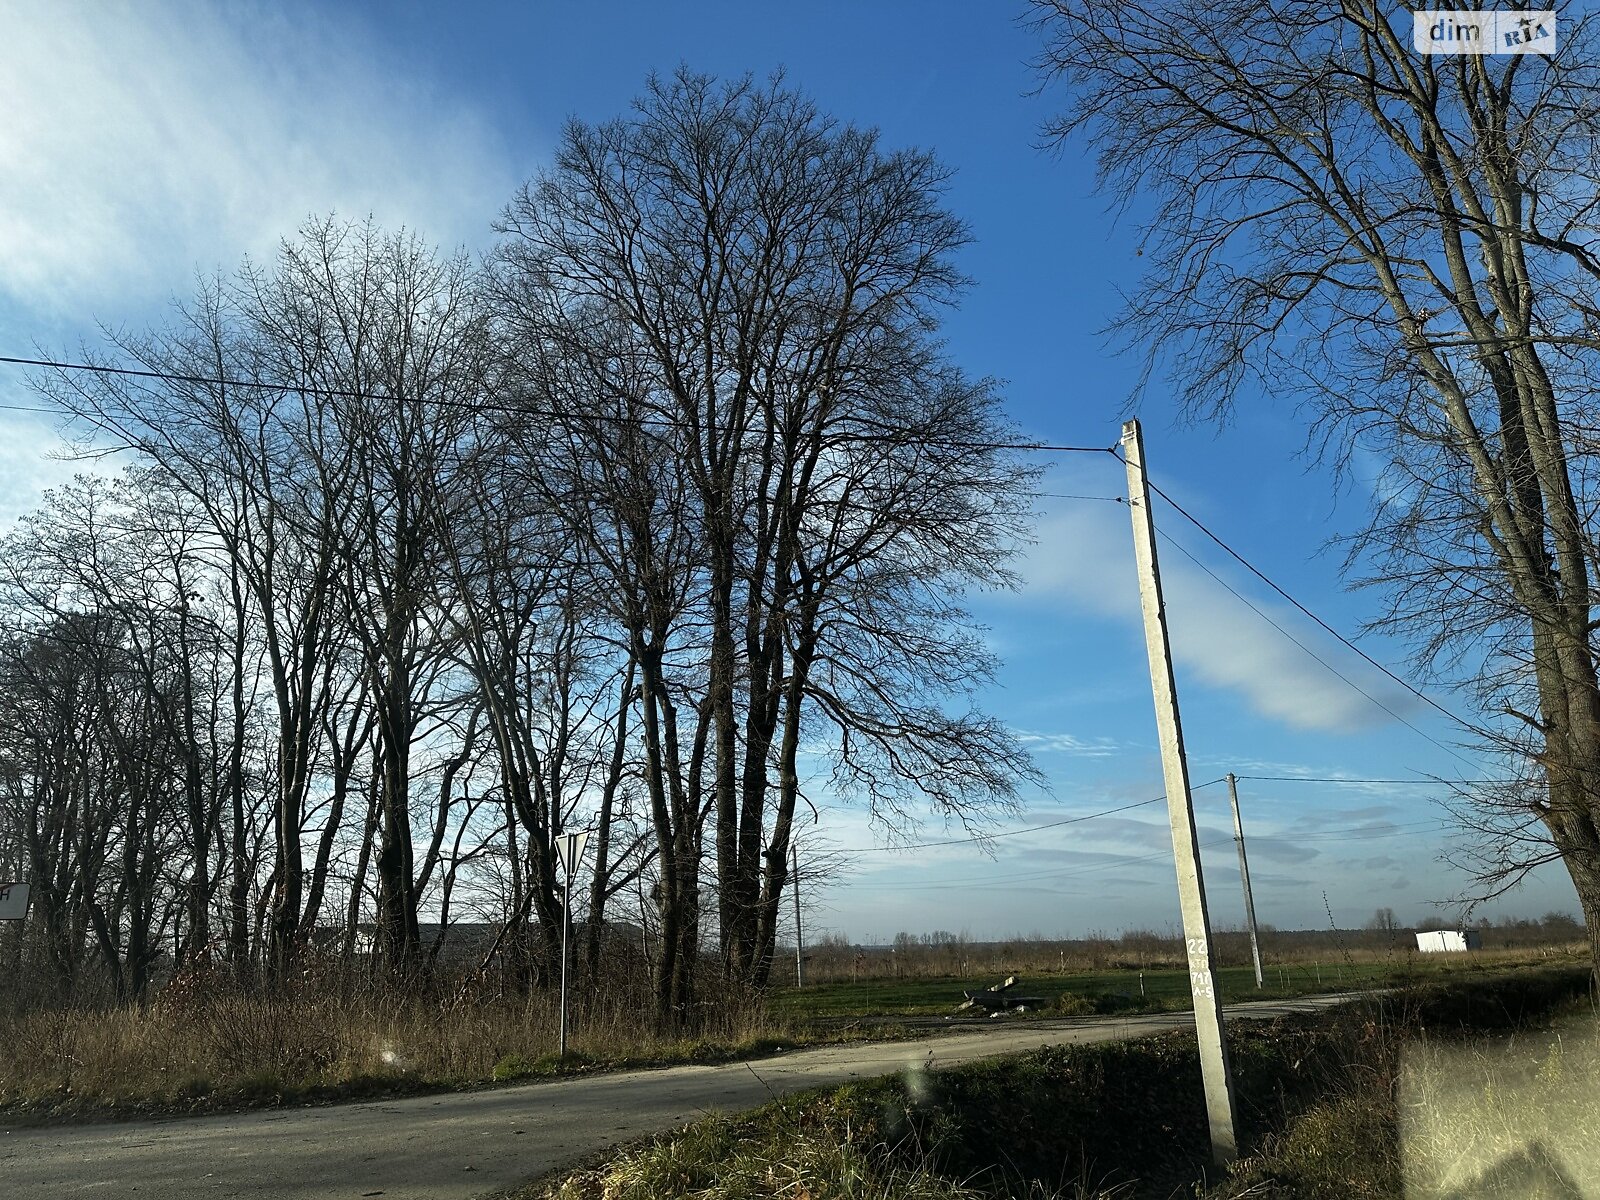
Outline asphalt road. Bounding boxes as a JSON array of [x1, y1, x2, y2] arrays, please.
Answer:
[[1, 994, 1356, 1199]]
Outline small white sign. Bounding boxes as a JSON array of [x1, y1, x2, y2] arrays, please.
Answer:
[[555, 830, 591, 879], [1413, 10, 1556, 55], [0, 881, 31, 921]]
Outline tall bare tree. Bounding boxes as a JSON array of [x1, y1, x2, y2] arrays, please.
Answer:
[[1032, 1, 1600, 974], [436, 427, 645, 987], [266, 221, 491, 973], [497, 68, 1039, 997], [40, 273, 355, 977], [498, 313, 710, 1020]]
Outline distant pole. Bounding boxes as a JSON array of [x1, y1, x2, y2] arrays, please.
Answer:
[[1122, 418, 1240, 1165], [1227, 774, 1265, 989], [792, 842, 805, 988]]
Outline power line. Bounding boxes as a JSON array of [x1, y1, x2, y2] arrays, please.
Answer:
[[1141, 472, 1485, 739], [1154, 522, 1478, 768], [0, 354, 1121, 457], [836, 777, 1228, 854], [1237, 774, 1512, 786]]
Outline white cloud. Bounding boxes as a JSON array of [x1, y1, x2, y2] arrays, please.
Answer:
[[1013, 730, 1130, 757], [0, 1, 519, 321], [0, 408, 75, 530], [1018, 469, 1423, 734]]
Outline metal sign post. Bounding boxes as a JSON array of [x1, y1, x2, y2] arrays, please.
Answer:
[[556, 830, 590, 1058], [1122, 419, 1240, 1165], [0, 882, 31, 921], [792, 842, 804, 987]]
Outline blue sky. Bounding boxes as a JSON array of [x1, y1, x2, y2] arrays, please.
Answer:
[[0, 1, 1580, 939]]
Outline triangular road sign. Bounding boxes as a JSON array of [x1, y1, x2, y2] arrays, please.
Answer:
[[556, 830, 591, 879]]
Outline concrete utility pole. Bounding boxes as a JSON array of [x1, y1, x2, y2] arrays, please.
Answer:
[[792, 842, 805, 988], [1122, 418, 1240, 1165], [1227, 774, 1265, 989]]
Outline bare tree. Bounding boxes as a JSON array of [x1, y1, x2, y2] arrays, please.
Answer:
[[39, 270, 356, 978], [0, 474, 225, 1000], [502, 318, 710, 1022], [1032, 1, 1600, 974], [496, 68, 1040, 998], [264, 220, 492, 974], [435, 441, 644, 987], [0, 609, 121, 1001], [35, 218, 501, 979]]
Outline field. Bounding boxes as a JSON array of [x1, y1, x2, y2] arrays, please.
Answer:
[[772, 964, 1370, 1020], [770, 947, 1574, 1022]]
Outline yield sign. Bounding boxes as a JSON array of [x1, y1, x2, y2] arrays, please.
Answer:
[[556, 830, 591, 880]]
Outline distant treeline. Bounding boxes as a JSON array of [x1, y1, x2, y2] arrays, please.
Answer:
[[798, 913, 1588, 980]]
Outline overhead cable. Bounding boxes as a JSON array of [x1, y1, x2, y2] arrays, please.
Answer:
[[1154, 523, 1479, 768], [1140, 472, 1484, 738], [0, 355, 1121, 456], [835, 777, 1227, 854]]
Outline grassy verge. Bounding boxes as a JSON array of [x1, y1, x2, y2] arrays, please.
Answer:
[[1217, 966, 1600, 1198], [5, 951, 1581, 1129], [0, 984, 812, 1124], [517, 965, 1596, 1200]]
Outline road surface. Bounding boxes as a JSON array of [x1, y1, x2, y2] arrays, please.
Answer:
[[1, 994, 1355, 1199]]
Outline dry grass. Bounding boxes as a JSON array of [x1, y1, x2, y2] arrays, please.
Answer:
[[525, 1091, 1135, 1200], [538, 1106, 992, 1200], [0, 977, 791, 1120], [1214, 966, 1597, 1198]]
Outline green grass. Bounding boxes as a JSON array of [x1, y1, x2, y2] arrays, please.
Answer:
[[771, 961, 1388, 1020], [769, 952, 1582, 1022]]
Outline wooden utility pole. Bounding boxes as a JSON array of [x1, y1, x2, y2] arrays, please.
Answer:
[[1227, 774, 1265, 989], [1122, 418, 1239, 1165]]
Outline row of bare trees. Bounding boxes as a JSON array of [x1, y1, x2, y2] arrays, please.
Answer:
[[0, 71, 1038, 1021]]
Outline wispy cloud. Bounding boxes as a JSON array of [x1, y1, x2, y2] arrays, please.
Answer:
[[1239, 831, 1321, 866], [0, 408, 75, 524], [1013, 730, 1132, 757], [0, 2, 518, 322], [1017, 470, 1423, 734]]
